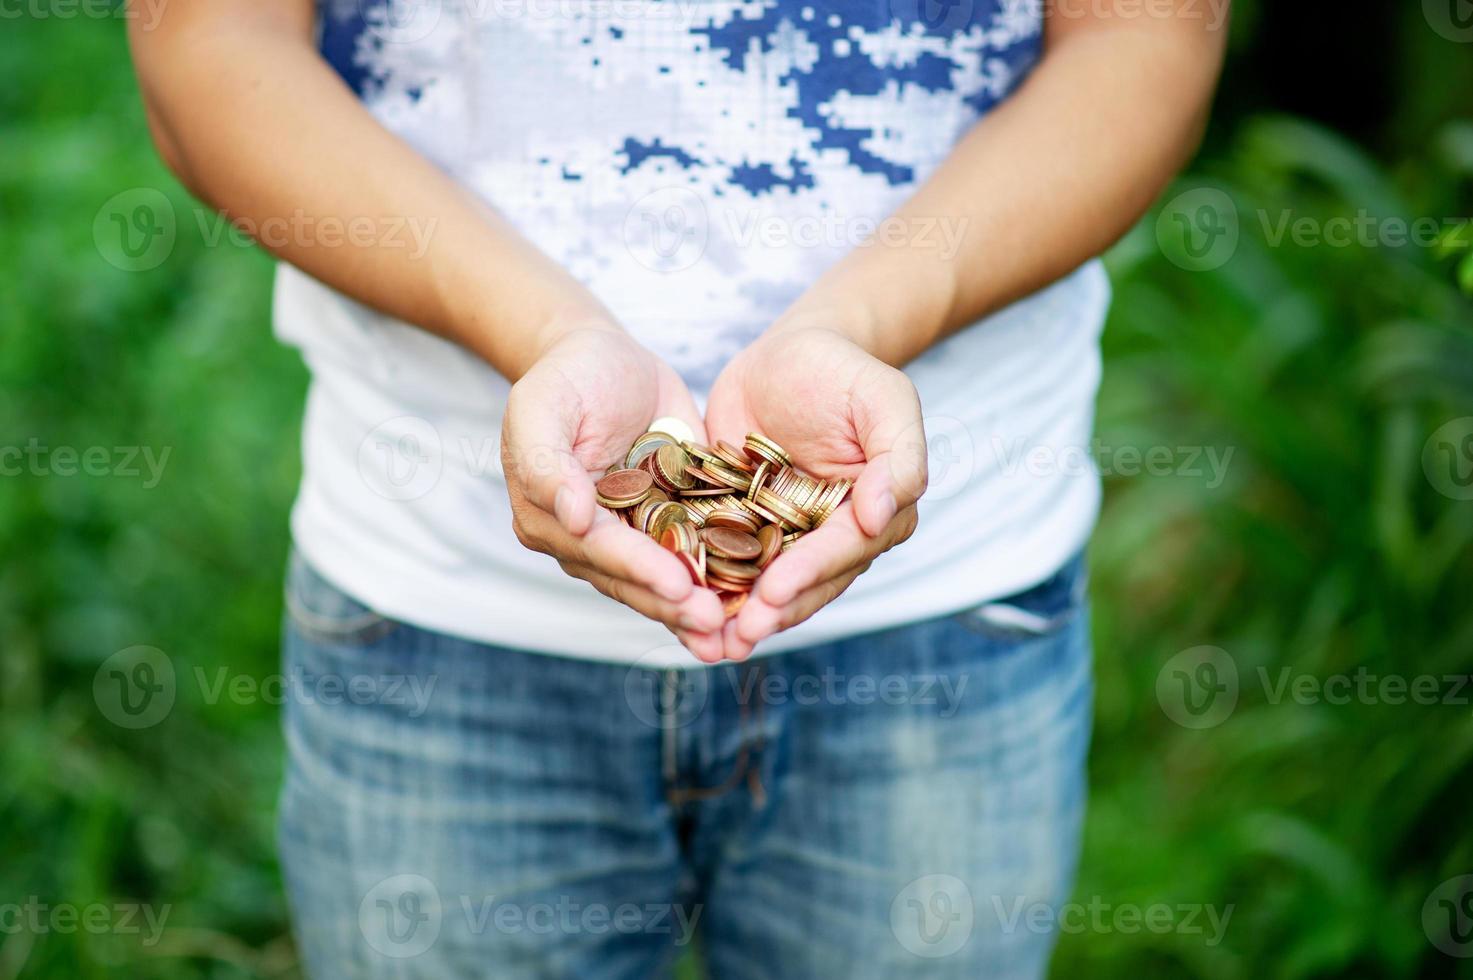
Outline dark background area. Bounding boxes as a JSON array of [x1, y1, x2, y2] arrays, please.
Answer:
[[2, 1, 1471, 976]]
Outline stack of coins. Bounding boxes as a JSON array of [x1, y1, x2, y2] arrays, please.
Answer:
[[593, 419, 853, 618]]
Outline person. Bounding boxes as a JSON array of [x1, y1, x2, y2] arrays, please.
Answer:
[[129, 0, 1226, 975]]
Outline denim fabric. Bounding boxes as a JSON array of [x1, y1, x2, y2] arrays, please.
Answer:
[[277, 551, 1093, 979]]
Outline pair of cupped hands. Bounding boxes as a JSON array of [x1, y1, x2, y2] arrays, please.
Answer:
[[499, 319, 929, 662]]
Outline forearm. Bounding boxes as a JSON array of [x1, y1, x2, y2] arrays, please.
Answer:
[[783, 5, 1228, 366], [128, 1, 611, 380]]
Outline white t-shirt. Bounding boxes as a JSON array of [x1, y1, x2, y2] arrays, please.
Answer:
[[278, 0, 1109, 666]]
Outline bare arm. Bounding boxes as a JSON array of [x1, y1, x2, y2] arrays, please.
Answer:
[[127, 0, 611, 381], [129, 0, 729, 655], [780, 0, 1231, 365], [708, 2, 1229, 656]]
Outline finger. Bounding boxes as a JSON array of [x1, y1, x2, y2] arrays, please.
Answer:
[[851, 371, 928, 536], [503, 378, 597, 535], [520, 506, 695, 602], [735, 564, 867, 647], [675, 626, 726, 664], [563, 559, 726, 634], [577, 515, 698, 602], [755, 503, 917, 607], [721, 617, 756, 662]]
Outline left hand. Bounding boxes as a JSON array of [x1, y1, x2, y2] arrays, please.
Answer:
[[703, 323, 929, 659]]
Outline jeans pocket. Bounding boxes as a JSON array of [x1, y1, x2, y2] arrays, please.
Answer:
[[284, 550, 400, 647], [950, 551, 1088, 641]]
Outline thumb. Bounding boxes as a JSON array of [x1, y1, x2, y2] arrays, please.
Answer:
[[850, 373, 928, 537], [503, 378, 598, 535]]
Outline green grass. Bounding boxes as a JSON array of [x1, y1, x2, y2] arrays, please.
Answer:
[[2, 6, 1471, 979]]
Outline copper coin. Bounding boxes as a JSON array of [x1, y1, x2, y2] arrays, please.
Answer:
[[676, 550, 705, 586], [595, 468, 654, 507], [714, 441, 757, 473], [707, 575, 754, 594], [720, 591, 749, 617], [700, 527, 761, 561], [705, 508, 758, 533], [705, 555, 760, 582], [756, 524, 783, 568]]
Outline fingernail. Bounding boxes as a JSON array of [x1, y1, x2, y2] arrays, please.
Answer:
[[873, 490, 897, 530], [553, 486, 574, 529]]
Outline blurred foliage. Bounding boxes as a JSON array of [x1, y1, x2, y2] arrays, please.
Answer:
[[1, 2, 1471, 978]]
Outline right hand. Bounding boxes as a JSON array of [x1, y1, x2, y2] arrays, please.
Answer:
[[500, 325, 726, 660]]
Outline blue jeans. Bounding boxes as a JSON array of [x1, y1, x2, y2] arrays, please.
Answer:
[[277, 551, 1092, 979]]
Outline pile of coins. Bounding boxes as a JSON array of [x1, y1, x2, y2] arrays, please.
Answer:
[[594, 418, 853, 617]]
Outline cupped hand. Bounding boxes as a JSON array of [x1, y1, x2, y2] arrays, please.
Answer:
[[703, 325, 928, 660], [501, 326, 725, 659]]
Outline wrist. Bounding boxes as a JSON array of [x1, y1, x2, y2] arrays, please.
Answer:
[[529, 305, 623, 353], [766, 292, 883, 357], [494, 306, 624, 382], [770, 245, 955, 367]]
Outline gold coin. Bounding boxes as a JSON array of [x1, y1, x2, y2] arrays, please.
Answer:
[[648, 416, 697, 444], [699, 461, 752, 492], [654, 444, 696, 491], [744, 432, 789, 468]]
